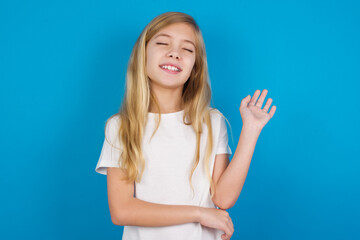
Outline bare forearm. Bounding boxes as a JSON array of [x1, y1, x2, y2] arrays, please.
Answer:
[[214, 125, 261, 209], [115, 197, 201, 227]]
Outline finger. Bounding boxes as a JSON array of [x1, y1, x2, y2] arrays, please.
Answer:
[[269, 105, 276, 118], [255, 89, 268, 108], [262, 98, 273, 113], [228, 214, 234, 228], [225, 215, 234, 231], [222, 212, 232, 239], [221, 225, 231, 240], [221, 233, 230, 240], [229, 217, 234, 231], [226, 219, 234, 237], [225, 212, 234, 234], [249, 89, 261, 106], [223, 224, 232, 240]]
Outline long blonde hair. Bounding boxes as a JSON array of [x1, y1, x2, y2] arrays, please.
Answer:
[[105, 11, 228, 199]]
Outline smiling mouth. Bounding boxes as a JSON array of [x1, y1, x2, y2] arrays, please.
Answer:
[[159, 65, 181, 74]]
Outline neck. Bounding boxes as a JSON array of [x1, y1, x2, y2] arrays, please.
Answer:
[[149, 85, 184, 113]]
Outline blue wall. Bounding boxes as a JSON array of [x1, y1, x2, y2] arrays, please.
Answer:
[[1, 0, 359, 239]]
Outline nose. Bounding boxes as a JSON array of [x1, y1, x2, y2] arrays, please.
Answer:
[[167, 49, 181, 60]]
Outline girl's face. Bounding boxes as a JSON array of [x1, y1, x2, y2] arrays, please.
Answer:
[[146, 22, 196, 90]]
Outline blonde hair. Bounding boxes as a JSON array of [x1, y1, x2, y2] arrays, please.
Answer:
[[105, 11, 230, 200]]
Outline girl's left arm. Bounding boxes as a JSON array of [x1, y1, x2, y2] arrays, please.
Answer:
[[212, 125, 261, 209], [213, 89, 276, 209]]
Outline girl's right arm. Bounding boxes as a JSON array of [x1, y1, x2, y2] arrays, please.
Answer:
[[106, 167, 234, 239], [107, 167, 199, 226]]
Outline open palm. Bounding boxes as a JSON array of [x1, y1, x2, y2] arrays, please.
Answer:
[[239, 89, 276, 131]]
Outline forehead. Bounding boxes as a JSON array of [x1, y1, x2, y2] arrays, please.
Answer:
[[153, 23, 196, 46]]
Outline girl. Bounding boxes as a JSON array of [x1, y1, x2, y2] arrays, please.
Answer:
[[95, 12, 276, 240]]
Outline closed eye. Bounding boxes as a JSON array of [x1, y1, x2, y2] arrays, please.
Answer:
[[156, 43, 194, 53]]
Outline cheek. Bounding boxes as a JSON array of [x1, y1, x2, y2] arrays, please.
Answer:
[[146, 48, 159, 66], [145, 61, 154, 78], [186, 58, 196, 73], [146, 50, 156, 73]]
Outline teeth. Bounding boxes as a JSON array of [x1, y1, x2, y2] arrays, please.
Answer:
[[161, 65, 180, 72]]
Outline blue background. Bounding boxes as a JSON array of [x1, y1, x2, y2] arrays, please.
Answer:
[[1, 0, 359, 239]]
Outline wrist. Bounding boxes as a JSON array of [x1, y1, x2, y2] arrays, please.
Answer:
[[195, 206, 202, 223], [242, 124, 262, 134]]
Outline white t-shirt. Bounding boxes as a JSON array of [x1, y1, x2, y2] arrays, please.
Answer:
[[95, 108, 232, 240]]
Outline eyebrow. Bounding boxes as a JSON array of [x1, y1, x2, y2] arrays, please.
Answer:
[[154, 33, 196, 48]]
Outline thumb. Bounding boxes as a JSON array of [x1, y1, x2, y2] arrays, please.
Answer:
[[240, 95, 250, 109]]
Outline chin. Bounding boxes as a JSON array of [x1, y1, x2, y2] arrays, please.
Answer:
[[151, 80, 184, 90]]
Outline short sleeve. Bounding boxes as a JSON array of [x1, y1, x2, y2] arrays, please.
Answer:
[[95, 116, 123, 175], [216, 115, 232, 155]]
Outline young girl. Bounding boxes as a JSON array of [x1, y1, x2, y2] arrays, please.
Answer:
[[95, 12, 276, 240]]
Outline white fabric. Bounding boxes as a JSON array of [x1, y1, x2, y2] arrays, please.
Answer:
[[95, 108, 232, 240]]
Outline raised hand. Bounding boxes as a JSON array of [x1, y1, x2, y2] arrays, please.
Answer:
[[239, 89, 276, 131]]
